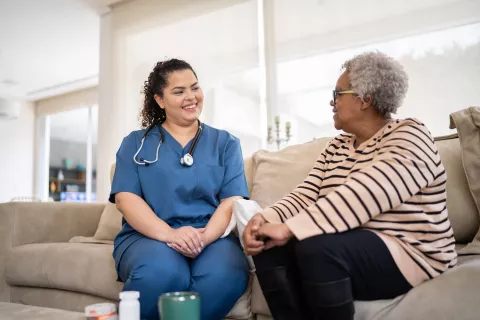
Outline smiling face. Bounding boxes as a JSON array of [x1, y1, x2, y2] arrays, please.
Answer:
[[155, 69, 204, 127], [330, 71, 364, 132]]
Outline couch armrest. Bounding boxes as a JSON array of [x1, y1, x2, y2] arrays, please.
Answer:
[[0, 202, 105, 302]]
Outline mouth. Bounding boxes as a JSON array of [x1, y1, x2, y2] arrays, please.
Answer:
[[182, 104, 197, 111]]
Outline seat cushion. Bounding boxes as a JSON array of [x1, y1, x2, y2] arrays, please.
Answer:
[[251, 256, 480, 320], [6, 243, 122, 300]]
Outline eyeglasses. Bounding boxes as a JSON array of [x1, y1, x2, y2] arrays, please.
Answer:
[[333, 90, 357, 105]]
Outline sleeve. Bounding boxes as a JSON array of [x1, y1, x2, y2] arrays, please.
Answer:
[[218, 135, 250, 200], [284, 121, 441, 240], [261, 148, 328, 224], [109, 132, 143, 203]]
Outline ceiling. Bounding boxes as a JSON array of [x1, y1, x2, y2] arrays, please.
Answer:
[[0, 0, 120, 101]]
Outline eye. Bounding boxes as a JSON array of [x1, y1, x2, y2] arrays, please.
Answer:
[[192, 86, 200, 91], [174, 91, 183, 95]]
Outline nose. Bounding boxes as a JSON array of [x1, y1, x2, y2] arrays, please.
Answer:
[[187, 90, 196, 101], [330, 100, 334, 107]]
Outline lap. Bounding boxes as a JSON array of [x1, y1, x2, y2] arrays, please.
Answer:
[[191, 234, 248, 276], [295, 229, 412, 300], [117, 236, 189, 282]]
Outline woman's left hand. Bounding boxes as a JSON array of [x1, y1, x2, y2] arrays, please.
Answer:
[[257, 223, 294, 250], [167, 227, 208, 258], [167, 228, 216, 259]]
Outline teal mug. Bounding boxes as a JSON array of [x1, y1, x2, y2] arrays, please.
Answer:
[[158, 291, 200, 320]]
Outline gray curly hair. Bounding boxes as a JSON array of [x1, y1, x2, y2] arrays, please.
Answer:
[[342, 51, 409, 117]]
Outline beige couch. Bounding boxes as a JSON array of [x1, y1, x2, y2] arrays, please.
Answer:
[[1, 134, 480, 320]]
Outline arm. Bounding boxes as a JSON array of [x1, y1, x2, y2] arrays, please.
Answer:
[[260, 149, 329, 223], [203, 196, 243, 245], [278, 121, 441, 240], [115, 192, 173, 242]]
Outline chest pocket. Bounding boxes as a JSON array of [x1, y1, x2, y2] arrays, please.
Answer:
[[193, 164, 225, 200]]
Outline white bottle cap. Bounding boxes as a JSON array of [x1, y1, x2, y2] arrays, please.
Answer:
[[119, 291, 140, 300]]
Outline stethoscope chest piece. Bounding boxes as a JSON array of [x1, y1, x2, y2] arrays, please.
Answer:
[[180, 153, 194, 167]]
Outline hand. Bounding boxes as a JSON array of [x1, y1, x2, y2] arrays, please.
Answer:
[[243, 213, 267, 256], [257, 223, 294, 250], [166, 226, 205, 256]]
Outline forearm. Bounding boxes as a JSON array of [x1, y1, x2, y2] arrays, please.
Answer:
[[115, 192, 172, 242], [204, 196, 242, 244]]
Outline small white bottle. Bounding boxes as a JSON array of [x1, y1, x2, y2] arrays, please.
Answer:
[[119, 291, 140, 320]]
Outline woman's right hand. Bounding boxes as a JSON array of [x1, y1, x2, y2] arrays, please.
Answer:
[[243, 213, 267, 256], [166, 226, 204, 255]]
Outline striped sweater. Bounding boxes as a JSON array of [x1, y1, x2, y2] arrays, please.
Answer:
[[261, 118, 457, 286]]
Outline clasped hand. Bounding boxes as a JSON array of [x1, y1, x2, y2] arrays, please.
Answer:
[[166, 226, 207, 259], [242, 213, 294, 256]]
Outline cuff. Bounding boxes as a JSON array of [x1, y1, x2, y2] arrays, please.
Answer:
[[285, 212, 324, 240]]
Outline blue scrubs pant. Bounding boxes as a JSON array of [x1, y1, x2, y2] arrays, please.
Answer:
[[116, 234, 248, 320]]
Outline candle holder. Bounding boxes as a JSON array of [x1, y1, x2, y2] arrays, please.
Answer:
[[267, 116, 292, 150]]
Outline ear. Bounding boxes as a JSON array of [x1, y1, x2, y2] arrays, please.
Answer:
[[154, 94, 164, 109], [361, 95, 373, 110]]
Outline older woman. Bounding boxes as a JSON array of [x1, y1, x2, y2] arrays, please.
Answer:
[[243, 52, 457, 320]]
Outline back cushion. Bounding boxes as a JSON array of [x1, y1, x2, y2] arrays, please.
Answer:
[[250, 138, 331, 209], [435, 137, 479, 243]]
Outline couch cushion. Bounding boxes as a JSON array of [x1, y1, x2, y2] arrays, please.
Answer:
[[92, 164, 123, 241], [435, 137, 479, 243], [251, 256, 480, 320], [6, 243, 122, 300], [93, 203, 122, 241], [250, 137, 331, 208]]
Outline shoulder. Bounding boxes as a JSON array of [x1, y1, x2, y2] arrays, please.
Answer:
[[326, 133, 353, 150], [117, 129, 148, 151], [384, 118, 434, 143], [203, 123, 240, 147]]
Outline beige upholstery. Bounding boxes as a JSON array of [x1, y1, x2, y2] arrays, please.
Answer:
[[6, 243, 121, 300], [0, 302, 84, 320], [0, 130, 479, 320]]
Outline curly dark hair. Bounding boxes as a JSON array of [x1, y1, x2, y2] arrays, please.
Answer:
[[140, 58, 198, 128]]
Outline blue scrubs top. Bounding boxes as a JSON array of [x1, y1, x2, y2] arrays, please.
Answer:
[[109, 124, 249, 269]]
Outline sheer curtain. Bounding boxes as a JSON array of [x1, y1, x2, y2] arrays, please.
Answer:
[[272, 0, 480, 144]]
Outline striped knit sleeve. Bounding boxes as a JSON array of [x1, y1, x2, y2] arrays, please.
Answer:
[[261, 149, 328, 224], [284, 121, 442, 240]]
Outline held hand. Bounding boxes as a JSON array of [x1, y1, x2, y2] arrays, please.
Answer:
[[166, 226, 205, 255], [243, 213, 267, 256], [257, 223, 294, 250]]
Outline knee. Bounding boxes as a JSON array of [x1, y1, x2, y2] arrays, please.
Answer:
[[294, 234, 336, 263], [130, 262, 190, 289]]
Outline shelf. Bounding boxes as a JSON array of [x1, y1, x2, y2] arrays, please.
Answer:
[[49, 177, 86, 184]]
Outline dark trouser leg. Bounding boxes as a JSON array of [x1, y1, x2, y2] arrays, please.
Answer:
[[253, 240, 310, 320], [295, 229, 412, 320]]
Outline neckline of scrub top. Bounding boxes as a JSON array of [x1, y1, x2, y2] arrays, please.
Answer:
[[157, 124, 198, 157]]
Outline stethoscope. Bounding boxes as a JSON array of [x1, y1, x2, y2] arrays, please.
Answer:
[[133, 119, 203, 167]]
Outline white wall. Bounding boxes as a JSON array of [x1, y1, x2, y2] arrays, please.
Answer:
[[0, 102, 35, 203]]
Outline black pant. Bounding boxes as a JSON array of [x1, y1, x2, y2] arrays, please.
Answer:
[[253, 229, 412, 320]]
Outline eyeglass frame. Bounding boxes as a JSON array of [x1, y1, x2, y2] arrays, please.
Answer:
[[332, 89, 358, 105]]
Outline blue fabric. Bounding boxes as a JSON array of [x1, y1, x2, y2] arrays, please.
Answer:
[[117, 234, 248, 320], [109, 124, 249, 320]]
